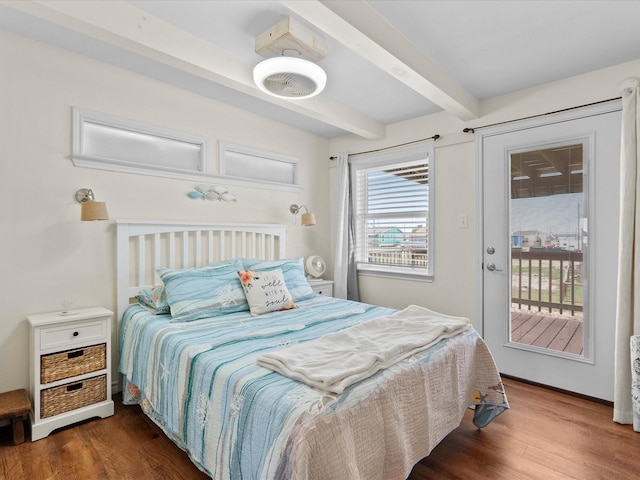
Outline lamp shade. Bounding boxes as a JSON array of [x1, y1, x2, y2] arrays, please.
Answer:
[[301, 212, 316, 226], [81, 201, 109, 221]]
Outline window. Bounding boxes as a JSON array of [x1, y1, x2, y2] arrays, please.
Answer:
[[71, 108, 301, 191], [72, 107, 208, 178], [351, 145, 434, 279], [219, 142, 300, 189]]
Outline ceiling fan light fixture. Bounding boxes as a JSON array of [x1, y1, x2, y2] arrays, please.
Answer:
[[253, 56, 326, 100]]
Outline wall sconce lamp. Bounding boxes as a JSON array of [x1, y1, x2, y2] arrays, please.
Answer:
[[289, 204, 316, 226], [75, 188, 109, 221]]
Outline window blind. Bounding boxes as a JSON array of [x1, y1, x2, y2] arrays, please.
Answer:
[[353, 155, 431, 275]]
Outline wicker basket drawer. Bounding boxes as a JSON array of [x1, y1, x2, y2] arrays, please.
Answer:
[[40, 343, 106, 384], [40, 375, 106, 419]]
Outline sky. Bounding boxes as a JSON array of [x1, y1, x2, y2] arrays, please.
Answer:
[[511, 192, 583, 235]]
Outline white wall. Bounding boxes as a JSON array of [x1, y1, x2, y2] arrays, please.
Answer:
[[3, 25, 638, 395], [0, 30, 330, 393], [329, 58, 640, 327]]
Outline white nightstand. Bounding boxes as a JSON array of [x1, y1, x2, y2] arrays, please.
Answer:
[[308, 279, 334, 297], [27, 307, 114, 441]]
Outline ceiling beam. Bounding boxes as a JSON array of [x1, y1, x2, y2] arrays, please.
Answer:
[[281, 0, 480, 121], [4, 0, 386, 139]]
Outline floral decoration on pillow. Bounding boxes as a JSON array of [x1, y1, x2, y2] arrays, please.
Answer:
[[135, 284, 170, 314], [237, 269, 296, 316], [242, 257, 314, 301]]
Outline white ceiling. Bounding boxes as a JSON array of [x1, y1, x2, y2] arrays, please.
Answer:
[[2, 0, 640, 139]]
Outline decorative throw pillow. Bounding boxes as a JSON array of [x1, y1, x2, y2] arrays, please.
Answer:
[[242, 257, 315, 302], [135, 285, 170, 314], [158, 261, 249, 322], [237, 269, 296, 316]]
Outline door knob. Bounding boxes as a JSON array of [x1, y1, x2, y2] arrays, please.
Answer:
[[486, 262, 502, 272]]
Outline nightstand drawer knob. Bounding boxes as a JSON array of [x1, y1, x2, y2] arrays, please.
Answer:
[[73, 331, 79, 337]]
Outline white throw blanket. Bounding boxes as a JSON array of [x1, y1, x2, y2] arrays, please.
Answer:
[[256, 305, 471, 394]]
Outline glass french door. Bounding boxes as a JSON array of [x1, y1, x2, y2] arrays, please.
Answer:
[[480, 103, 621, 401]]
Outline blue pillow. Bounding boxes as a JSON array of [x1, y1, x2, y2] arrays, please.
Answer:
[[207, 258, 249, 267], [243, 257, 315, 302], [158, 261, 248, 322]]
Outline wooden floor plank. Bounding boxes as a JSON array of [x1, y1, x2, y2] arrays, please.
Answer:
[[564, 319, 584, 355], [519, 315, 555, 345], [0, 440, 24, 480], [512, 311, 584, 355], [532, 316, 566, 347], [82, 410, 150, 479], [549, 319, 580, 352], [1, 378, 639, 479], [54, 428, 108, 480], [511, 314, 542, 342], [12, 433, 56, 480], [510, 311, 531, 331]]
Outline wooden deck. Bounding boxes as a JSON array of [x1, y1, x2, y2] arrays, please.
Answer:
[[511, 310, 583, 355]]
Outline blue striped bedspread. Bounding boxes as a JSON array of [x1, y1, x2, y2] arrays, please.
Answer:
[[118, 295, 508, 480]]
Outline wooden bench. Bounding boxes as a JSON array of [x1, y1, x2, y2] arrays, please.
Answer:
[[0, 389, 31, 444]]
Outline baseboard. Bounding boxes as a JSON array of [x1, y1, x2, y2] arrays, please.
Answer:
[[501, 373, 612, 406]]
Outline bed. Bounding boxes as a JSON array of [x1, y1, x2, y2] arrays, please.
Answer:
[[116, 220, 508, 480]]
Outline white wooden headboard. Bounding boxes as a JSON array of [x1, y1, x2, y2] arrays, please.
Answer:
[[115, 220, 286, 324]]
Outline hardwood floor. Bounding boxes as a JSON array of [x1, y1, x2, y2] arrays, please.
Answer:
[[410, 378, 639, 480], [1, 377, 638, 479]]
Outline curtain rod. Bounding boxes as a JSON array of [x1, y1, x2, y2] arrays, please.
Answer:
[[461, 97, 621, 134], [329, 134, 440, 160]]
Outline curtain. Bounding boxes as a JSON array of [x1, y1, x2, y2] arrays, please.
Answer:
[[631, 336, 640, 431], [613, 77, 640, 429], [334, 152, 359, 301]]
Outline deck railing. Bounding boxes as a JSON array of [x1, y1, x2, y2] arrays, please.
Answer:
[[511, 248, 583, 315], [365, 247, 583, 316], [367, 248, 428, 267]]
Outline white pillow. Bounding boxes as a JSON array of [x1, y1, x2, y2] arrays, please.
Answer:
[[238, 269, 296, 316]]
